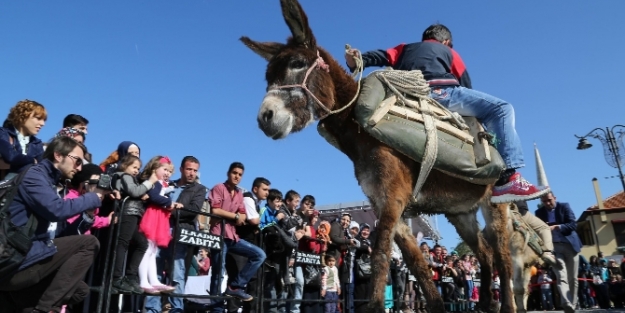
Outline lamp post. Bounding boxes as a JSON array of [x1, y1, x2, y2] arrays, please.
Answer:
[[575, 125, 625, 193]]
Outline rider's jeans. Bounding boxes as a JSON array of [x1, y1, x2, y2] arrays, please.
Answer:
[[430, 86, 524, 169], [521, 212, 554, 252]]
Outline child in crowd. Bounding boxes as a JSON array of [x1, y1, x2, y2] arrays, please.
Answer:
[[491, 271, 500, 302], [321, 255, 341, 313], [197, 247, 211, 276], [538, 269, 553, 310], [137, 156, 182, 294], [111, 155, 158, 294]]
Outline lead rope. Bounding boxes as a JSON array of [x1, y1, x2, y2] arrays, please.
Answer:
[[318, 44, 364, 119]]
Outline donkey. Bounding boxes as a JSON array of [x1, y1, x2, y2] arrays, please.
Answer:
[[506, 203, 543, 313], [241, 0, 514, 312]]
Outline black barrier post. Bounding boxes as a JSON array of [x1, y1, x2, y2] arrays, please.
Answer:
[[96, 197, 128, 313], [169, 209, 180, 285], [82, 227, 99, 312], [258, 230, 264, 313]]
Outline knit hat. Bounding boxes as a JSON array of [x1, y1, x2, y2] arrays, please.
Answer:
[[71, 163, 103, 188], [55, 127, 85, 141], [349, 221, 359, 230]]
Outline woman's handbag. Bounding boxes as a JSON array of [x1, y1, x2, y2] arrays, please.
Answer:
[[303, 264, 322, 287], [355, 254, 372, 279]]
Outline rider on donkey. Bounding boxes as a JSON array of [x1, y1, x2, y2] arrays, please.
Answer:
[[344, 24, 556, 264], [345, 23, 549, 204]]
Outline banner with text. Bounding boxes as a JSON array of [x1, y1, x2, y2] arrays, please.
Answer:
[[295, 251, 321, 265], [178, 228, 222, 250]]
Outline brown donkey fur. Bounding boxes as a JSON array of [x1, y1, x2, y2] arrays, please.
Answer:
[[506, 204, 543, 313], [241, 0, 514, 312]]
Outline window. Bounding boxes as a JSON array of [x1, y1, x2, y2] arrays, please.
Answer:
[[577, 221, 595, 246], [613, 222, 625, 247]]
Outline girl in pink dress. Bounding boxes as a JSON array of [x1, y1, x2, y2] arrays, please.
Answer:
[[137, 156, 183, 294]]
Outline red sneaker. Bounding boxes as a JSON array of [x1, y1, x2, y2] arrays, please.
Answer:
[[491, 172, 550, 203]]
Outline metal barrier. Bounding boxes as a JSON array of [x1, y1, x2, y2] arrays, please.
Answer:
[[95, 196, 127, 313], [86, 202, 229, 313], [85, 205, 489, 313]]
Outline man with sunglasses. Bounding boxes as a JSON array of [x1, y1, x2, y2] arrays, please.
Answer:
[[0, 136, 108, 313], [345, 24, 549, 204]]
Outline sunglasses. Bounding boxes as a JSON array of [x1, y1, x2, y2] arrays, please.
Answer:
[[66, 154, 83, 167]]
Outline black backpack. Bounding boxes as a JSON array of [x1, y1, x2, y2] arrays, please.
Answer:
[[0, 167, 38, 281]]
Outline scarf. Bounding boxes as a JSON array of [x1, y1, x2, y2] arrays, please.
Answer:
[[15, 128, 30, 155]]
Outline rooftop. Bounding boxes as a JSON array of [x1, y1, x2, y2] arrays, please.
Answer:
[[588, 191, 625, 210]]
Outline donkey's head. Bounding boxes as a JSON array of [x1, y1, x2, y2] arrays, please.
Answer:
[[241, 0, 336, 139]]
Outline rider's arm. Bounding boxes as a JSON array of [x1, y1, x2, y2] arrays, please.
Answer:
[[449, 49, 472, 89], [347, 47, 395, 72]]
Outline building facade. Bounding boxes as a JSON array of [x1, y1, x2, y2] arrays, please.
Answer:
[[577, 191, 625, 258]]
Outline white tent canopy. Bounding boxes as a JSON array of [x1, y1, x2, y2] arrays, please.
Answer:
[[315, 200, 441, 241]]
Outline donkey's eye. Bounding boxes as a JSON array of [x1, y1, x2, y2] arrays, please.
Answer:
[[290, 59, 306, 69]]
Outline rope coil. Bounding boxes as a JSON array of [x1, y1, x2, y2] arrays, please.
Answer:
[[369, 69, 469, 202]]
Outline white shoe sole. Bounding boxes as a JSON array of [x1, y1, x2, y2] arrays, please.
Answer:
[[491, 187, 550, 204]]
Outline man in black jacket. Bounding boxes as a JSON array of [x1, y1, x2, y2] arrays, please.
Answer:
[[145, 156, 207, 313]]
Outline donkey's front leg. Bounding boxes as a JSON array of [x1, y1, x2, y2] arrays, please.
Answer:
[[367, 200, 403, 313]]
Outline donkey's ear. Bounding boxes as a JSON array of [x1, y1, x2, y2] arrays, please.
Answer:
[[280, 0, 316, 49], [240, 37, 284, 61]]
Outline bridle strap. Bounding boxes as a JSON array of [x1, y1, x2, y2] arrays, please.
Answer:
[[269, 47, 364, 120], [270, 50, 333, 115]]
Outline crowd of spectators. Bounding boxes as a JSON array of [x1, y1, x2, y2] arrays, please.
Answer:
[[1, 99, 624, 313], [0, 99, 441, 313]]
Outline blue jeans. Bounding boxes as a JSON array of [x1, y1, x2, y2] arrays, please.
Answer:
[[209, 238, 266, 313], [324, 291, 339, 313], [346, 283, 355, 313], [144, 241, 188, 313], [431, 86, 524, 169], [264, 266, 287, 313], [435, 281, 442, 295], [465, 280, 474, 310], [541, 289, 553, 310], [292, 266, 304, 313]]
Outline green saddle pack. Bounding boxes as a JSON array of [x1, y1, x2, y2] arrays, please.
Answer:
[[320, 73, 505, 185]]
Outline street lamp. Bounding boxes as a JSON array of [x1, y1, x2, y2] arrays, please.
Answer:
[[575, 125, 625, 193]]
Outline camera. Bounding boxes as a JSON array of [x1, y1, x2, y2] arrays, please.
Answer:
[[96, 174, 113, 190]]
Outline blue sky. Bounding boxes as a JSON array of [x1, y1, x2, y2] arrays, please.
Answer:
[[2, 1, 625, 250]]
